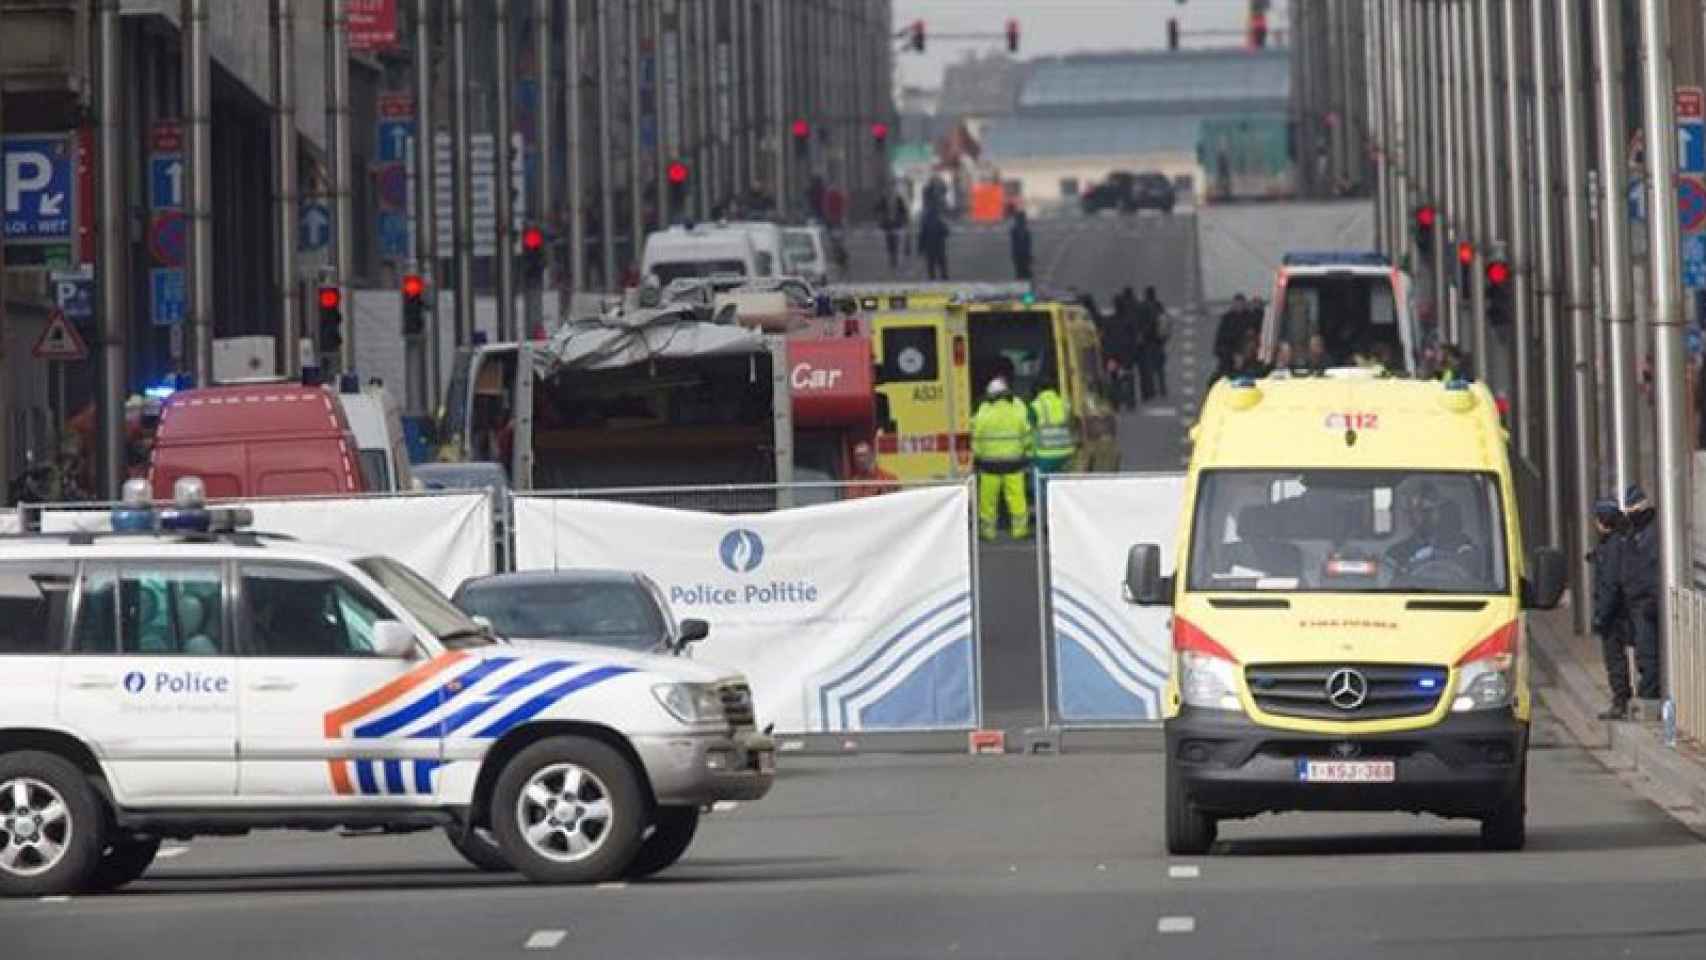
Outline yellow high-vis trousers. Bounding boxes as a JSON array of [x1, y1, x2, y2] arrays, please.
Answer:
[[978, 470, 1029, 541]]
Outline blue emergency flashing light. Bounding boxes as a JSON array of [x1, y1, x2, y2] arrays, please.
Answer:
[[1444, 378, 1470, 391], [1418, 677, 1439, 690], [144, 385, 176, 401], [1229, 376, 1256, 388]]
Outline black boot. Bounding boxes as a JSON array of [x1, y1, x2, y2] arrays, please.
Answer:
[[1597, 699, 1629, 721]]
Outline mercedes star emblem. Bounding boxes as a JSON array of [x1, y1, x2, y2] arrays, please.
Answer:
[[1325, 668, 1369, 711]]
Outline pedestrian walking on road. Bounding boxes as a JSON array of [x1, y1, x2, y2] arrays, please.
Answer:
[[1009, 208, 1035, 282], [1620, 485, 1664, 705], [972, 378, 1033, 542], [1106, 287, 1141, 409], [1215, 294, 1250, 373], [920, 208, 951, 280], [880, 194, 909, 271], [1136, 286, 1170, 400], [1590, 497, 1634, 719]]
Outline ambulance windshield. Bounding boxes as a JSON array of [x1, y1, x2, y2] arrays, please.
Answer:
[[1187, 469, 1509, 594]]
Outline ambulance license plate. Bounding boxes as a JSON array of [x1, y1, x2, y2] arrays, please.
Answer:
[[1297, 759, 1395, 783]]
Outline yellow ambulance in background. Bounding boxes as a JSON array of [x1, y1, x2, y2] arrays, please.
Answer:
[[1121, 372, 1565, 855], [830, 284, 1120, 482]]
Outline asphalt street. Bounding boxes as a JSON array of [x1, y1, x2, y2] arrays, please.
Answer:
[[842, 212, 1207, 732], [6, 746, 1703, 959]]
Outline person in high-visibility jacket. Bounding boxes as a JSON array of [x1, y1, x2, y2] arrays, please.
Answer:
[[972, 378, 1034, 541], [1029, 376, 1076, 475]]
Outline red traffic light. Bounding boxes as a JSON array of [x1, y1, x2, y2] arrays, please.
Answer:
[[791, 119, 810, 140], [522, 227, 545, 252], [667, 161, 690, 185], [401, 274, 425, 299], [870, 122, 890, 142], [909, 20, 925, 52], [1416, 205, 1437, 228], [1005, 18, 1019, 53], [317, 286, 341, 310], [1456, 241, 1474, 266], [1486, 260, 1511, 286]]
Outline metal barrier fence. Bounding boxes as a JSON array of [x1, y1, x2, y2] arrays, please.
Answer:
[[1670, 586, 1706, 746]]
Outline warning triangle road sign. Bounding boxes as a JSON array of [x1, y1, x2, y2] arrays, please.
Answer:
[[32, 309, 89, 362]]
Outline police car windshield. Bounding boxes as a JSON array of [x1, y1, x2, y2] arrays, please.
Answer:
[[1187, 469, 1509, 594], [354, 557, 491, 646]]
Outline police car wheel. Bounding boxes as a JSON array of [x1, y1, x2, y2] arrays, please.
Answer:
[[84, 835, 162, 893], [443, 825, 512, 872], [0, 751, 105, 898], [1164, 761, 1217, 856], [625, 806, 700, 880], [490, 738, 645, 884]]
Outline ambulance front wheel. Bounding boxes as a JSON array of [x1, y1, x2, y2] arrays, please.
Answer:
[[1165, 760, 1217, 855]]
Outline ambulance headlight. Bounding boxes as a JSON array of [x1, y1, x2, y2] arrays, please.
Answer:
[[1179, 651, 1243, 712], [652, 683, 727, 723], [1452, 657, 1514, 712]]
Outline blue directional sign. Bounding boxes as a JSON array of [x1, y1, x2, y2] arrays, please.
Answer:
[[151, 268, 187, 327], [2, 135, 74, 242], [377, 119, 413, 165], [378, 211, 409, 260], [1685, 236, 1706, 290], [150, 155, 185, 208], [1682, 121, 1706, 175], [299, 202, 331, 252]]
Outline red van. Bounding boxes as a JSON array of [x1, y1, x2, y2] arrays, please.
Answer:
[[148, 383, 367, 499]]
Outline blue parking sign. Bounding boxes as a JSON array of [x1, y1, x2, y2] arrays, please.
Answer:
[[1684, 236, 1706, 290], [3, 135, 74, 242], [151, 268, 187, 326], [1682, 121, 1706, 175]]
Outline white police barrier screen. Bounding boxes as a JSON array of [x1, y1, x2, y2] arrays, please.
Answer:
[[0, 511, 17, 535], [41, 493, 493, 595], [513, 485, 977, 734], [1043, 474, 1185, 724]]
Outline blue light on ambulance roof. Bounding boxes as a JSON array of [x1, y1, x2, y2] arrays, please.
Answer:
[[144, 384, 176, 401]]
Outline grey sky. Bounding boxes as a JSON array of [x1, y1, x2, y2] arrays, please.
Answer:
[[891, 0, 1293, 88]]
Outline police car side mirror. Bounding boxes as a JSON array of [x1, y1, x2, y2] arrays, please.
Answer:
[[1522, 547, 1567, 611], [677, 618, 710, 651], [372, 620, 419, 658], [1123, 543, 1171, 606]]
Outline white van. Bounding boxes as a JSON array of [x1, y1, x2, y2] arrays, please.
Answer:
[[641, 225, 761, 283], [336, 385, 413, 492], [723, 221, 785, 278], [782, 225, 830, 285]]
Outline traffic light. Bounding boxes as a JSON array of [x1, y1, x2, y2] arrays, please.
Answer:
[[792, 118, 811, 158], [1249, 12, 1268, 48], [909, 20, 925, 52], [520, 225, 546, 286], [667, 159, 690, 210], [1005, 19, 1019, 54], [317, 285, 343, 353], [870, 122, 890, 151], [401, 274, 426, 337], [1167, 18, 1180, 52], [1413, 205, 1436, 259], [1456, 240, 1474, 291], [1485, 258, 1512, 326]]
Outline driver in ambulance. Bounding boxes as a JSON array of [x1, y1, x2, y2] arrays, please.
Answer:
[[1385, 480, 1476, 574]]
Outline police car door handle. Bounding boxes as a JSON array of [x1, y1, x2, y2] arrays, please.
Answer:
[[71, 675, 117, 690], [249, 677, 298, 692]]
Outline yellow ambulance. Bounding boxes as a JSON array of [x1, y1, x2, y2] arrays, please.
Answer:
[[833, 284, 1119, 481], [1122, 372, 1565, 854]]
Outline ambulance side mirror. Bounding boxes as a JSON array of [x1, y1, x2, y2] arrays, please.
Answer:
[[1522, 547, 1566, 610], [1123, 543, 1172, 606]]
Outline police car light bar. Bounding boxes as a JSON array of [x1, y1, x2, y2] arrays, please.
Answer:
[[1280, 251, 1392, 267]]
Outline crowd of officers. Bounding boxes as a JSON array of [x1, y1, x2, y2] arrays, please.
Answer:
[[1591, 485, 1664, 719], [968, 375, 1075, 542]]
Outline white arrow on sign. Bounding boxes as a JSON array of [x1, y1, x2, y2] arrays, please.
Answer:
[[38, 192, 65, 217]]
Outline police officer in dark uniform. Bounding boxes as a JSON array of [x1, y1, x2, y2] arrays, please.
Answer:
[[1589, 498, 1633, 719], [1621, 484, 1663, 707]]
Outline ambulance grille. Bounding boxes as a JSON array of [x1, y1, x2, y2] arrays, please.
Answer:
[[718, 681, 756, 728], [1244, 663, 1449, 720]]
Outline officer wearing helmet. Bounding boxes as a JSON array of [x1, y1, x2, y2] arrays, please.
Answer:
[[971, 377, 1033, 541], [1620, 484, 1663, 706], [1589, 497, 1633, 719]]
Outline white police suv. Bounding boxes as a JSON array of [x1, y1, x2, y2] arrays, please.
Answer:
[[0, 480, 774, 896]]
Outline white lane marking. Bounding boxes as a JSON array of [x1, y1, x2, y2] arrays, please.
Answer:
[[38, 895, 71, 903], [524, 930, 568, 950], [1169, 864, 1200, 879], [1144, 406, 1180, 417], [1158, 916, 1197, 934], [157, 846, 189, 859], [596, 881, 628, 890]]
